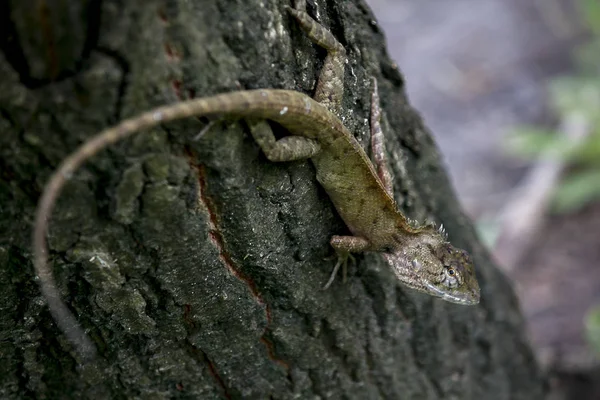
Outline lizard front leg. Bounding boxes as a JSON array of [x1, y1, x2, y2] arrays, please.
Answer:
[[323, 235, 371, 289]]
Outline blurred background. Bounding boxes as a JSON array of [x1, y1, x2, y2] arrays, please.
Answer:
[[366, 0, 600, 398]]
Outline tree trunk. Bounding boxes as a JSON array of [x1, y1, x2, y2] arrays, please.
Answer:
[[0, 0, 545, 398]]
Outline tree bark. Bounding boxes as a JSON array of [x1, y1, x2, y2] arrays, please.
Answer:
[[0, 0, 545, 398]]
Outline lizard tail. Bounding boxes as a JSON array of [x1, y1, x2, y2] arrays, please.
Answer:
[[32, 89, 330, 359]]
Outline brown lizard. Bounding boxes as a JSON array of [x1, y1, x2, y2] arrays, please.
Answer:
[[32, 0, 480, 360]]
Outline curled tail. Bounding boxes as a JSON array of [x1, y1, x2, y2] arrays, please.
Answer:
[[32, 89, 333, 359]]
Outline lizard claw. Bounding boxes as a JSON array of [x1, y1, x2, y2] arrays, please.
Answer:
[[322, 252, 355, 290]]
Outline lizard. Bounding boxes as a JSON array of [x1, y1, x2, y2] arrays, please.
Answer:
[[32, 0, 481, 360]]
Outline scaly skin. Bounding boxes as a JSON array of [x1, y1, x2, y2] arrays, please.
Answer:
[[32, 0, 480, 360]]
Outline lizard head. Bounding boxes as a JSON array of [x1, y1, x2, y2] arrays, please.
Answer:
[[382, 231, 480, 305]]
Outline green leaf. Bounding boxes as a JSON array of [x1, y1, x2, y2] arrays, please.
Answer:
[[505, 127, 588, 162], [572, 131, 600, 164], [574, 38, 600, 72], [584, 304, 600, 357], [549, 76, 600, 117], [506, 128, 559, 158], [579, 0, 600, 35], [552, 168, 600, 213]]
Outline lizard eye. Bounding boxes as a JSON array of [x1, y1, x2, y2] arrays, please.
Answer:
[[442, 266, 459, 288], [411, 259, 422, 270]]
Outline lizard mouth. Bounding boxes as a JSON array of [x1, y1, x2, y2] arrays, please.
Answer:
[[423, 280, 480, 305]]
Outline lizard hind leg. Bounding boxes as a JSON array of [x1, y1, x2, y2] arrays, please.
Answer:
[[248, 120, 321, 162], [369, 77, 394, 198], [287, 0, 346, 113]]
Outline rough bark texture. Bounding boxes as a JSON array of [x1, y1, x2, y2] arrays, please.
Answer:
[[0, 0, 545, 398]]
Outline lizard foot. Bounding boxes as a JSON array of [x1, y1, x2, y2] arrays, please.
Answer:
[[322, 252, 356, 290]]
